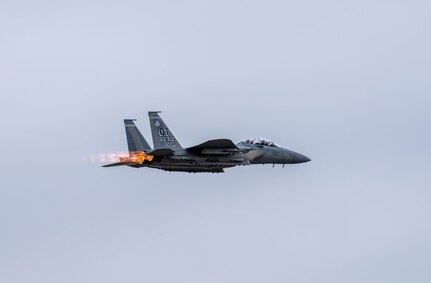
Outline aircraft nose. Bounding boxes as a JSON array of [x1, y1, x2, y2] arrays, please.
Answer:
[[285, 150, 311, 164], [295, 153, 311, 163]]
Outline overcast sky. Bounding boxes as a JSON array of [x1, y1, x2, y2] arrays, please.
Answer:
[[0, 0, 430, 282]]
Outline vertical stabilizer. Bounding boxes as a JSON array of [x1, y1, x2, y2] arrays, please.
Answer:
[[148, 112, 182, 150], [124, 119, 152, 153]]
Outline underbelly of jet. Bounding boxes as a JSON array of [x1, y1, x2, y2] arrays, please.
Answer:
[[149, 163, 236, 173], [158, 167, 225, 173]]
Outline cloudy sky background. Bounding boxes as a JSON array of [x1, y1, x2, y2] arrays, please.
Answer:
[[0, 0, 430, 282]]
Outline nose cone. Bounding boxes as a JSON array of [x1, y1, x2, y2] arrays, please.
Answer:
[[285, 149, 311, 164]]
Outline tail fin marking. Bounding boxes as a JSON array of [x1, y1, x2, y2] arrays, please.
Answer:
[[148, 112, 182, 150]]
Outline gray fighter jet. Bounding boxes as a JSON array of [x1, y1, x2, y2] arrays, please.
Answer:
[[103, 112, 310, 173]]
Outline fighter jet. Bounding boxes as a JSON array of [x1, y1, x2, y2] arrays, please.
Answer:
[[103, 112, 310, 173]]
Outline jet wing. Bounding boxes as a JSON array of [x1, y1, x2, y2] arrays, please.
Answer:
[[147, 148, 175, 156], [187, 139, 239, 155]]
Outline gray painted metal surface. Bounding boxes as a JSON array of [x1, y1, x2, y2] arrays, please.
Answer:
[[103, 112, 310, 173]]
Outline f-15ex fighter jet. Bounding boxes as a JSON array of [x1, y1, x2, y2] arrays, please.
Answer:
[[103, 112, 310, 173]]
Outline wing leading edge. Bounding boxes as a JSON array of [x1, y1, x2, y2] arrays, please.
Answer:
[[187, 139, 239, 155]]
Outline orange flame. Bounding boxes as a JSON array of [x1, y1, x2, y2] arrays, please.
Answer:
[[127, 152, 154, 164], [82, 152, 154, 164]]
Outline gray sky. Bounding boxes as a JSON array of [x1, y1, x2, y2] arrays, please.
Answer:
[[0, 0, 430, 282]]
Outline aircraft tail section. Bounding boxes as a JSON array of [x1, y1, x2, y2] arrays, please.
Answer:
[[148, 111, 182, 150], [124, 119, 152, 153]]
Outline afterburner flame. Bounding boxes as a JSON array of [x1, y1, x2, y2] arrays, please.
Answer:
[[119, 151, 154, 164], [82, 151, 153, 164]]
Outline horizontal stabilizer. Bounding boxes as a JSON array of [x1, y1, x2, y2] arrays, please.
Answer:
[[147, 148, 175, 157], [187, 139, 239, 153], [102, 162, 128, 168]]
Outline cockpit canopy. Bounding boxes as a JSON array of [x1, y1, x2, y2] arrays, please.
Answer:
[[243, 137, 279, 147]]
